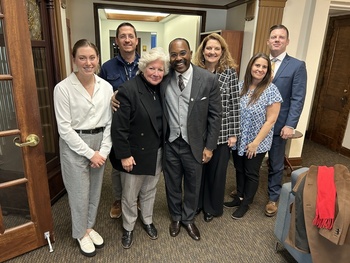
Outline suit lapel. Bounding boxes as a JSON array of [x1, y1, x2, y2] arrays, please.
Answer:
[[160, 72, 173, 121], [274, 54, 291, 80], [188, 66, 201, 116], [137, 76, 159, 136]]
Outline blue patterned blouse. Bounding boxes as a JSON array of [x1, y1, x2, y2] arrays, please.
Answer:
[[233, 81, 282, 156]]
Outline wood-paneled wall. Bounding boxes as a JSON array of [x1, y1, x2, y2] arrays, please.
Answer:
[[254, 0, 287, 55]]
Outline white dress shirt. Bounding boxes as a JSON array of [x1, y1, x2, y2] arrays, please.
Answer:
[[54, 72, 113, 159], [270, 51, 286, 75]]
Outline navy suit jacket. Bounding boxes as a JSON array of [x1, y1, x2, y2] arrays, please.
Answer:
[[160, 65, 222, 163], [272, 54, 307, 135]]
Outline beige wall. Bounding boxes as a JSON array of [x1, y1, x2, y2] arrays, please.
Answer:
[[231, 0, 350, 158], [64, 0, 350, 156], [163, 15, 200, 54]]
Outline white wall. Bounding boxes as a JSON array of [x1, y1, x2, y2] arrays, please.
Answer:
[[99, 19, 165, 63], [163, 15, 200, 54], [226, 4, 246, 31], [343, 116, 350, 148], [67, 0, 228, 47]]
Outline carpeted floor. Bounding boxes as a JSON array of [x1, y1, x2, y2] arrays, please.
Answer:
[[5, 139, 350, 263]]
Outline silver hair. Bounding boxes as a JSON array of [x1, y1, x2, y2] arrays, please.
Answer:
[[138, 47, 170, 75]]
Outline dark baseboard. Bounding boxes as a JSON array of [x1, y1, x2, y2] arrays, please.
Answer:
[[285, 156, 303, 167], [340, 146, 350, 159]]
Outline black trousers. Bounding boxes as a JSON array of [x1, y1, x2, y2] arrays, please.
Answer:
[[232, 150, 266, 205], [199, 143, 230, 216], [163, 137, 203, 224]]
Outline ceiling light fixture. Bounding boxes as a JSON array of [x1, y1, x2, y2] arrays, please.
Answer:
[[105, 9, 169, 17]]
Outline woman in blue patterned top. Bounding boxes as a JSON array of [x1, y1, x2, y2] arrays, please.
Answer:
[[193, 33, 240, 222], [226, 53, 282, 219]]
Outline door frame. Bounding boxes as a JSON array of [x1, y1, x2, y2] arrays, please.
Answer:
[[0, 0, 54, 261]]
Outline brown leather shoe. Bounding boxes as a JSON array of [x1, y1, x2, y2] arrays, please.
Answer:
[[183, 222, 200, 241], [265, 201, 278, 217], [169, 221, 181, 237], [110, 200, 122, 219]]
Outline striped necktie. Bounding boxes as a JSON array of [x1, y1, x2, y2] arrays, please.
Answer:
[[178, 74, 185, 91]]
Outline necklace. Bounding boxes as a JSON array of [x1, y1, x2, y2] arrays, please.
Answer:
[[145, 84, 157, 100], [247, 89, 254, 97]]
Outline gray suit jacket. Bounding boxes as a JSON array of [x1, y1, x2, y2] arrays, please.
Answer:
[[160, 64, 222, 163]]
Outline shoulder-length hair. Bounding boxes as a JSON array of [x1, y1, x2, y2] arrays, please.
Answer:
[[241, 52, 272, 105], [138, 47, 170, 75], [193, 33, 237, 73]]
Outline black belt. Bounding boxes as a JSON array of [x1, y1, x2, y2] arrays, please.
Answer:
[[75, 127, 104, 134]]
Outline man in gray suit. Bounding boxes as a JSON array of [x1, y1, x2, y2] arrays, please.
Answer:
[[160, 38, 221, 241]]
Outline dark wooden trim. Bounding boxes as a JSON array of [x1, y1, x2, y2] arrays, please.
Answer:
[[227, 0, 255, 9], [101, 0, 229, 9], [285, 157, 303, 167], [44, 0, 61, 85], [93, 3, 207, 54], [339, 146, 350, 159]]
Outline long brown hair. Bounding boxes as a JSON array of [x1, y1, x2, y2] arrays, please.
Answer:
[[193, 33, 237, 73], [241, 53, 272, 105]]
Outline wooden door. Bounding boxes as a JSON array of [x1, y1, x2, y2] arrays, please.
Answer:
[[0, 1, 54, 262], [309, 15, 350, 151], [29, 0, 65, 204]]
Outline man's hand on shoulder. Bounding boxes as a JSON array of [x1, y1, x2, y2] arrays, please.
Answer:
[[111, 90, 120, 112]]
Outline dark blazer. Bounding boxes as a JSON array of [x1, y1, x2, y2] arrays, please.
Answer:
[[272, 54, 307, 135], [160, 65, 222, 163], [110, 75, 161, 175]]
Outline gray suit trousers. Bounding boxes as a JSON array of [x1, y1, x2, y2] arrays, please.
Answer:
[[121, 148, 162, 231]]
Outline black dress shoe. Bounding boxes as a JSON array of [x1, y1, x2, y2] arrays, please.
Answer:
[[223, 195, 242, 208], [121, 229, 133, 249], [182, 222, 200, 241], [231, 205, 249, 220], [169, 221, 181, 237], [203, 212, 214, 222], [142, 223, 158, 240]]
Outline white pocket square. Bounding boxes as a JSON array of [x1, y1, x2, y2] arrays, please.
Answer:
[[200, 97, 207, 100]]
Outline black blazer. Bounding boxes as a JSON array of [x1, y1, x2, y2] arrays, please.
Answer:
[[110, 75, 161, 175], [160, 65, 222, 164]]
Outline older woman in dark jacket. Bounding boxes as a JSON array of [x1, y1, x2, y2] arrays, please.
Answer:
[[110, 47, 169, 249]]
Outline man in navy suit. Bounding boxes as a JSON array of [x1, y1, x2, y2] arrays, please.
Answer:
[[160, 38, 221, 240], [265, 25, 307, 217]]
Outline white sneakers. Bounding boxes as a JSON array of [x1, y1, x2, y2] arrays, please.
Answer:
[[88, 229, 104, 248], [77, 230, 104, 257]]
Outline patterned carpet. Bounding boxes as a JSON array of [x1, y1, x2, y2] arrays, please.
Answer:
[[5, 139, 350, 263]]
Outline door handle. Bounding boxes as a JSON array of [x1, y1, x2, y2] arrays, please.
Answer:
[[13, 134, 40, 147]]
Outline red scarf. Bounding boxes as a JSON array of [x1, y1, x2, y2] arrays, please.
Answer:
[[312, 166, 336, 229]]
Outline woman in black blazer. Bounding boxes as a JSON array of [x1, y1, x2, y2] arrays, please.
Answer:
[[110, 47, 169, 249]]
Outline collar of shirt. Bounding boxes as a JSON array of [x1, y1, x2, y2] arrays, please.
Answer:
[[117, 53, 140, 67], [176, 64, 193, 86], [270, 52, 287, 63]]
